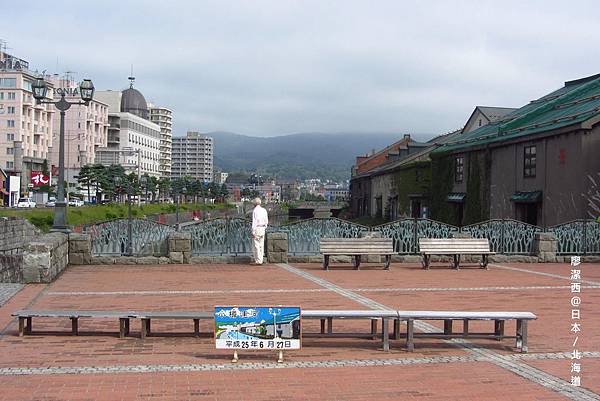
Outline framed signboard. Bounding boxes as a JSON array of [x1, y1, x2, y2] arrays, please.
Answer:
[[214, 306, 301, 350]]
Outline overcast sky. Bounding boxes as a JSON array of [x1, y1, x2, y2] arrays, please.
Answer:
[[4, 0, 599, 138]]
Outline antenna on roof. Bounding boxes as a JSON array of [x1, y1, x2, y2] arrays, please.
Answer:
[[128, 64, 135, 88]]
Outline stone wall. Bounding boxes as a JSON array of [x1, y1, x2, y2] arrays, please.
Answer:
[[533, 232, 558, 262], [0, 217, 39, 252], [267, 232, 288, 264], [0, 254, 23, 283], [168, 232, 191, 264], [22, 233, 69, 283], [68, 233, 92, 265]]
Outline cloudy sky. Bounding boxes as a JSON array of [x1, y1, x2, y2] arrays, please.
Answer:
[[4, 0, 599, 138]]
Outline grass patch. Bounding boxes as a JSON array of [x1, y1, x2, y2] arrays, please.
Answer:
[[0, 202, 234, 232]]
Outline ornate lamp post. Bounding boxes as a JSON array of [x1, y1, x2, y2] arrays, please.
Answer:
[[114, 176, 133, 256], [176, 185, 187, 231], [32, 77, 95, 232]]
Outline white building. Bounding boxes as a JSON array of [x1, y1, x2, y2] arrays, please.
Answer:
[[95, 82, 161, 177], [148, 104, 172, 178], [213, 171, 228, 184], [171, 131, 213, 181]]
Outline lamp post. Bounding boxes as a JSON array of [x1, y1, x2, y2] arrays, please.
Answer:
[[176, 185, 186, 230], [268, 307, 281, 339], [32, 77, 95, 232], [114, 176, 133, 256]]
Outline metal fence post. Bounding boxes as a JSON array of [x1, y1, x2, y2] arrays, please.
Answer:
[[413, 218, 418, 254], [500, 219, 505, 254], [583, 219, 588, 256]]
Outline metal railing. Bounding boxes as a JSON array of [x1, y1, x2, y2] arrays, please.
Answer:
[[85, 216, 599, 257]]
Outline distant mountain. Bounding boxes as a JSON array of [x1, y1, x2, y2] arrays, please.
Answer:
[[204, 131, 418, 181]]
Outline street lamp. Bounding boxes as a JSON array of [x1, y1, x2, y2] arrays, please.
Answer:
[[32, 76, 95, 232], [268, 307, 281, 339], [114, 176, 133, 256], [176, 185, 186, 230]]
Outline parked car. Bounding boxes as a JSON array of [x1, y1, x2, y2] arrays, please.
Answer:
[[46, 197, 56, 207], [17, 198, 36, 208], [68, 199, 84, 207]]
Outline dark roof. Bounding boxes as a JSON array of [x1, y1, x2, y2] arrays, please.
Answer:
[[435, 74, 600, 153], [120, 87, 148, 119], [477, 106, 518, 122]]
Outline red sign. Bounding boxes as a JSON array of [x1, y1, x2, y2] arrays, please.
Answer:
[[31, 171, 50, 187]]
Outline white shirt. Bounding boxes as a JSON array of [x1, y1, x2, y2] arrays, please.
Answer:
[[252, 205, 269, 233]]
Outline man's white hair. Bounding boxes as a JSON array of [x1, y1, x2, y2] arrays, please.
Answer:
[[253, 197, 262, 205]]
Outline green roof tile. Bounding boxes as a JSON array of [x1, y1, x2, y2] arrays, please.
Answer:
[[435, 75, 600, 153]]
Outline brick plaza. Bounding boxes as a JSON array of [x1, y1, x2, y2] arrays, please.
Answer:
[[0, 261, 598, 400]]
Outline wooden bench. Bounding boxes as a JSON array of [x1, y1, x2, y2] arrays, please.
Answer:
[[396, 311, 537, 353], [301, 309, 398, 351], [12, 310, 135, 338], [419, 238, 494, 269], [133, 311, 213, 339], [319, 238, 395, 270]]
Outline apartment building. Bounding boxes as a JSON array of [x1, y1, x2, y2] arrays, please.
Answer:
[[171, 131, 213, 181]]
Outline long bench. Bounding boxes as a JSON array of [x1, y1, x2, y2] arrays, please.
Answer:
[[419, 238, 494, 269], [12, 310, 213, 338], [319, 238, 395, 270], [136, 311, 213, 339], [301, 309, 398, 351], [398, 311, 536, 353], [12, 309, 535, 353], [12, 310, 136, 338]]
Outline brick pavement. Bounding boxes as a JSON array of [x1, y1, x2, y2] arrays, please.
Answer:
[[0, 261, 598, 400]]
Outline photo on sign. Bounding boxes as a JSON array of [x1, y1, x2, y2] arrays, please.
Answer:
[[214, 306, 301, 350]]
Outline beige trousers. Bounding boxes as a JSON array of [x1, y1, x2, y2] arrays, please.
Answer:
[[252, 227, 266, 264]]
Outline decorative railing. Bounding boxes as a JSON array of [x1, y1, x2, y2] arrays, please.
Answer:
[[373, 219, 460, 254], [274, 218, 368, 255], [549, 220, 600, 255], [85, 216, 599, 257], [182, 218, 252, 256], [462, 219, 541, 254], [87, 219, 175, 256]]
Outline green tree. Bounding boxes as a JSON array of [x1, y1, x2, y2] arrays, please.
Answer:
[[75, 164, 93, 203]]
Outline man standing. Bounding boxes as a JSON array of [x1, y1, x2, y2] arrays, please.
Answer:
[[251, 197, 268, 265]]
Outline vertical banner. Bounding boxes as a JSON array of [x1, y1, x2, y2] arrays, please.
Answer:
[[215, 306, 301, 350]]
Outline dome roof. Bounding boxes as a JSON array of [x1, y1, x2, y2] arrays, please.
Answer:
[[120, 87, 148, 119]]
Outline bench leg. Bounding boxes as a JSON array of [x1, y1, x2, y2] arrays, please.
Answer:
[[141, 318, 148, 339], [394, 319, 401, 340], [125, 318, 130, 335], [18, 317, 25, 336], [384, 255, 391, 270], [422, 254, 430, 270], [453, 254, 461, 270], [119, 318, 127, 339], [371, 319, 378, 340], [26, 317, 32, 335], [352, 255, 361, 270], [406, 319, 414, 352], [327, 317, 333, 335], [463, 319, 469, 336], [521, 321, 528, 353], [323, 255, 329, 270], [382, 318, 389, 352], [71, 317, 79, 336], [481, 254, 489, 269], [320, 319, 326, 334], [444, 319, 453, 335], [194, 319, 200, 337], [516, 320, 528, 352], [494, 320, 505, 341]]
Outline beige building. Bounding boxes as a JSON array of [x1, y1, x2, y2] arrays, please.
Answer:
[[48, 77, 109, 186], [148, 104, 172, 178], [0, 51, 55, 194], [171, 131, 213, 181]]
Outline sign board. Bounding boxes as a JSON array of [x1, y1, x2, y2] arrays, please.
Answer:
[[30, 171, 50, 187], [215, 306, 301, 350]]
